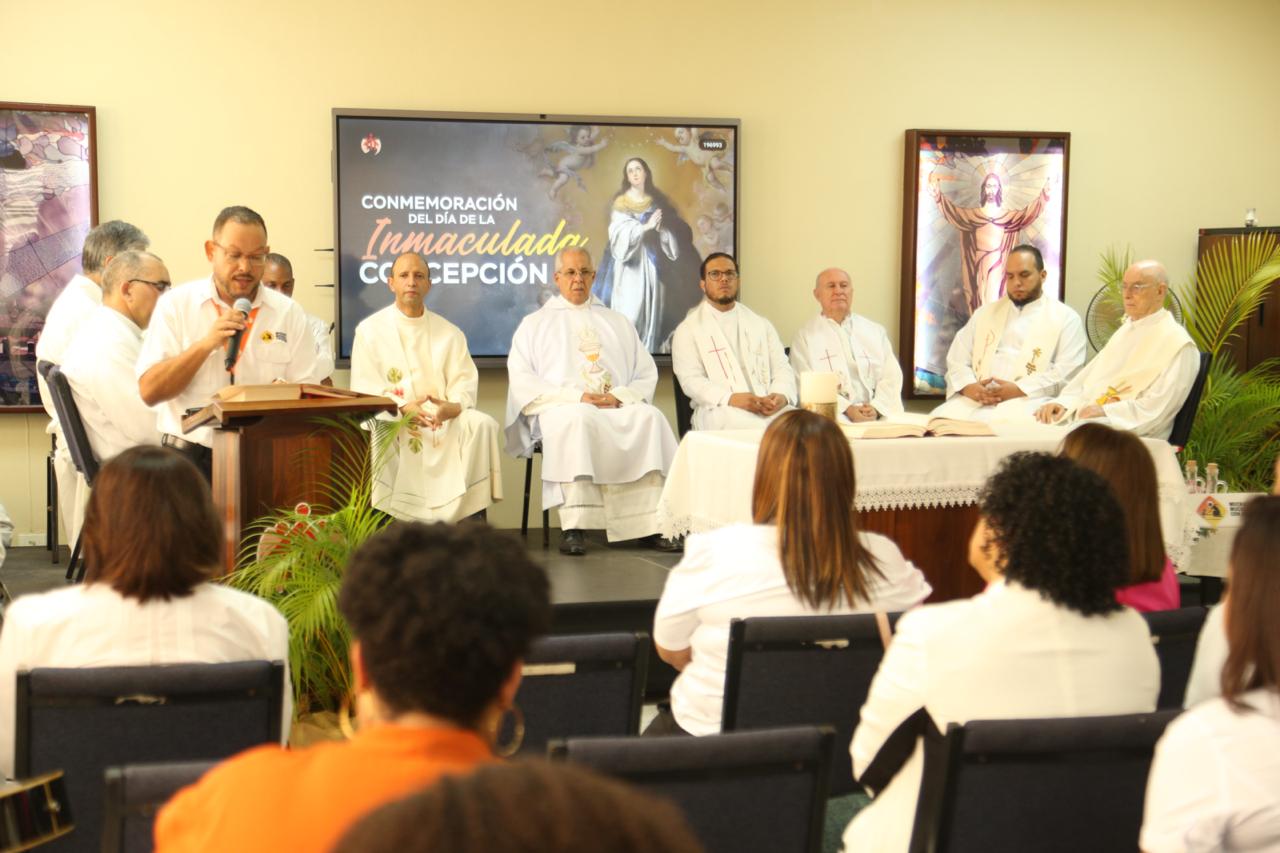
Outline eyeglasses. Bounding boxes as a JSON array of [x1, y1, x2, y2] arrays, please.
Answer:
[[213, 242, 268, 267], [706, 270, 739, 282], [1120, 283, 1156, 295], [558, 268, 594, 279], [129, 278, 171, 293]]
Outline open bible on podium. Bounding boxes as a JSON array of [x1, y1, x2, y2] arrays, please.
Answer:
[[182, 384, 398, 574]]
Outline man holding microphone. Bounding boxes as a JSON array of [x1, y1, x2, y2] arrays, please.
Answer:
[[138, 206, 324, 478]]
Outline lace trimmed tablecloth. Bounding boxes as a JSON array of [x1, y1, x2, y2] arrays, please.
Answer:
[[656, 423, 1197, 568]]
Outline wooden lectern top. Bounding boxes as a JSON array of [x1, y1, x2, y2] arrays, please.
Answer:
[[182, 384, 397, 433]]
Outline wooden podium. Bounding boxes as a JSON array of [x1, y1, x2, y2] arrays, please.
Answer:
[[183, 385, 397, 573]]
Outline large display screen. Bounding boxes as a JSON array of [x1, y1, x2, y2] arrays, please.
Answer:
[[334, 110, 740, 361]]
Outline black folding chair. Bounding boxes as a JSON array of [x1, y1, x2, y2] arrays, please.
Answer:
[[672, 372, 694, 437], [16, 661, 285, 853], [1168, 352, 1211, 451], [1143, 606, 1209, 709], [721, 612, 900, 796], [101, 760, 215, 853], [908, 710, 1180, 853], [551, 726, 833, 853], [36, 361, 99, 582], [513, 632, 648, 756], [520, 441, 550, 548]]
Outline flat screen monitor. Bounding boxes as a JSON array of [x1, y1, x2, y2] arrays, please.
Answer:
[[333, 110, 739, 363]]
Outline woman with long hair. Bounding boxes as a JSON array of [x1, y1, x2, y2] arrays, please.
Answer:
[[650, 409, 931, 736], [1142, 496, 1280, 851], [155, 521, 551, 852], [593, 156, 701, 351], [0, 446, 290, 779], [1060, 423, 1178, 611]]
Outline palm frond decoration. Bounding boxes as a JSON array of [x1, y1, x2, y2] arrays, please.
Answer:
[[225, 411, 414, 714], [1180, 231, 1280, 356]]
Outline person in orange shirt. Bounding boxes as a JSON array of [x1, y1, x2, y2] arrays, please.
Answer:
[[154, 521, 551, 853]]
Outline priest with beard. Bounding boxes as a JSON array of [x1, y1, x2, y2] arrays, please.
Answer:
[[932, 244, 1086, 423], [506, 247, 680, 557]]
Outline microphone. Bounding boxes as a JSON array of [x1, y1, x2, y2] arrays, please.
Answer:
[[225, 297, 253, 372]]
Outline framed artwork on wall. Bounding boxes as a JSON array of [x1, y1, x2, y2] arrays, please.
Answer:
[[899, 129, 1069, 399], [0, 102, 98, 413]]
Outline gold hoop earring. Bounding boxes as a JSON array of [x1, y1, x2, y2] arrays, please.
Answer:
[[338, 694, 359, 740], [493, 704, 525, 758]]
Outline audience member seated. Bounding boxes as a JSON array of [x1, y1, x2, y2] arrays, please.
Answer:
[[843, 452, 1159, 852], [332, 761, 706, 853], [0, 446, 290, 779], [1142, 496, 1280, 852], [1060, 423, 1178, 611], [650, 409, 931, 736], [154, 521, 551, 852]]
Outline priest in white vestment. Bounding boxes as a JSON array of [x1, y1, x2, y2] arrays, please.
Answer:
[[262, 254, 335, 381], [671, 253, 797, 430], [1037, 260, 1199, 439], [506, 247, 680, 556], [790, 267, 904, 422], [351, 253, 502, 523], [931, 245, 1085, 422], [61, 251, 165, 463], [35, 220, 150, 543]]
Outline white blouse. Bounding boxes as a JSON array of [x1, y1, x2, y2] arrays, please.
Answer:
[[0, 582, 291, 778], [653, 524, 932, 736], [1143, 689, 1280, 852]]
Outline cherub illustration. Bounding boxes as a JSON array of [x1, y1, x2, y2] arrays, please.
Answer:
[[540, 125, 609, 199], [656, 127, 734, 190]]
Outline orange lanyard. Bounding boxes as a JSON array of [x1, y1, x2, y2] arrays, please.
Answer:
[[216, 302, 261, 373]]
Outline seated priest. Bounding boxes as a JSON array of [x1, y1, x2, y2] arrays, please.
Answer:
[[350, 252, 502, 523], [1036, 259, 1198, 439], [790, 266, 904, 422], [61, 251, 166, 462], [505, 247, 679, 557], [933, 244, 1086, 422], [672, 253, 797, 429]]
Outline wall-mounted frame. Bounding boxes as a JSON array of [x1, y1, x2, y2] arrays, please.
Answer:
[[0, 102, 98, 413], [899, 129, 1069, 399]]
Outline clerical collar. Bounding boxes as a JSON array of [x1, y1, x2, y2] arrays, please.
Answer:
[[563, 296, 593, 311], [395, 306, 428, 323], [1126, 308, 1166, 328]]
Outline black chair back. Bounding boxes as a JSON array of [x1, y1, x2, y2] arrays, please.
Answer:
[[909, 710, 1180, 853], [722, 612, 899, 796], [513, 632, 648, 756], [1168, 352, 1211, 450], [1143, 606, 1209, 709], [16, 661, 285, 853], [37, 361, 99, 485], [672, 372, 694, 437], [101, 760, 215, 853], [551, 725, 833, 853]]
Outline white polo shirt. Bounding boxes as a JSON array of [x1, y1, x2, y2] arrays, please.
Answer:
[[136, 277, 323, 447]]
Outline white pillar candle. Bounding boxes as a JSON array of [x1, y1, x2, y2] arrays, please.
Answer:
[[800, 371, 839, 405]]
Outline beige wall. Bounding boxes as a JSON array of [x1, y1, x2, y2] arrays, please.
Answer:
[[5, 0, 1278, 535]]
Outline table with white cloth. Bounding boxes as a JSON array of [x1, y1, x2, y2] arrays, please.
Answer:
[[656, 423, 1196, 602]]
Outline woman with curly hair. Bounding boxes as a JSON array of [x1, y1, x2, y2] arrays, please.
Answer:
[[1142, 496, 1280, 851], [1060, 423, 1179, 611], [155, 522, 551, 853], [651, 409, 931, 736], [842, 452, 1159, 852]]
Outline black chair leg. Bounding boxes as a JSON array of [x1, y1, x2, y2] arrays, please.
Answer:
[[543, 508, 550, 549], [47, 450, 59, 564], [521, 456, 533, 538], [65, 535, 82, 582]]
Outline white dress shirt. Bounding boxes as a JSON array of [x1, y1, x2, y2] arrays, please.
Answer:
[[653, 524, 932, 736], [0, 582, 292, 778], [1143, 688, 1280, 852], [61, 305, 160, 462], [135, 278, 324, 447], [35, 274, 102, 427]]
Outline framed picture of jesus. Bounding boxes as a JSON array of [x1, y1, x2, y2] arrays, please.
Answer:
[[899, 129, 1070, 399]]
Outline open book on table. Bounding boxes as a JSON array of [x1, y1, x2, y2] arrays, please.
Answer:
[[840, 412, 995, 439]]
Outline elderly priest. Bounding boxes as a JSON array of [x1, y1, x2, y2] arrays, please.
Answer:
[[350, 252, 503, 523], [1036, 259, 1198, 438], [506, 247, 679, 556]]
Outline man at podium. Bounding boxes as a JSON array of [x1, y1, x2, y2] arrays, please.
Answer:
[[350, 252, 503, 523], [137, 206, 326, 477]]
